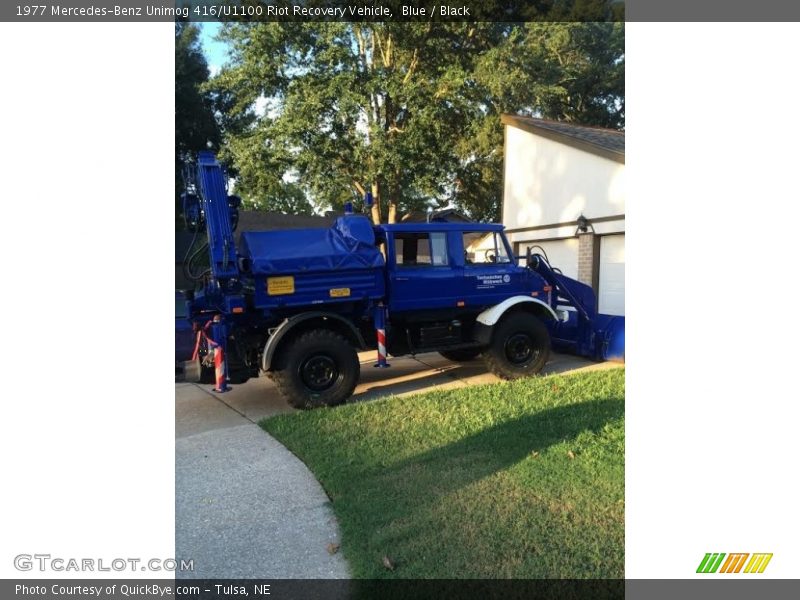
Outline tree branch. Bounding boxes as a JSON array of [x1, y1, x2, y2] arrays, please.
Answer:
[[402, 48, 418, 85]]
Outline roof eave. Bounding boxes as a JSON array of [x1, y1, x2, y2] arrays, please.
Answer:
[[501, 115, 625, 165]]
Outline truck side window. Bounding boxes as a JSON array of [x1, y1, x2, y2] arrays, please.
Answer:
[[463, 232, 511, 265], [395, 232, 448, 267], [429, 232, 448, 265]]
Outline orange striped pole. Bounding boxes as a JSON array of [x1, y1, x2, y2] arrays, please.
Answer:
[[210, 314, 230, 393], [374, 303, 390, 368]]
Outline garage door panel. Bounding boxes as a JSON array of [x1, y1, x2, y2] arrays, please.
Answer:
[[519, 238, 579, 280], [599, 235, 625, 316]]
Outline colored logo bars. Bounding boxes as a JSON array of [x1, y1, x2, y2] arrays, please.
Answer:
[[696, 553, 773, 574]]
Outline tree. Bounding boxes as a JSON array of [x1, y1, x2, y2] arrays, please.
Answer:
[[210, 22, 624, 223], [451, 22, 625, 221], [175, 22, 220, 214], [241, 181, 315, 215]]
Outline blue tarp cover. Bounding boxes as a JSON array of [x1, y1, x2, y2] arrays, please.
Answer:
[[240, 215, 385, 275]]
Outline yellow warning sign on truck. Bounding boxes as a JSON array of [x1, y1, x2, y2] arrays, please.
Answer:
[[329, 288, 351, 298], [267, 276, 295, 296]]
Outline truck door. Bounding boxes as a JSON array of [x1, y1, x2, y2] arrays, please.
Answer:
[[461, 230, 519, 309], [387, 230, 461, 313]]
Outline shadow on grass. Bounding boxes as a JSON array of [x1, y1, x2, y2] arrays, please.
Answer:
[[263, 387, 625, 579], [375, 396, 624, 499], [333, 396, 625, 578]]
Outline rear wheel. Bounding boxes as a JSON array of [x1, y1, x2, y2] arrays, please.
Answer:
[[483, 312, 550, 380], [439, 348, 482, 362], [272, 329, 360, 409]]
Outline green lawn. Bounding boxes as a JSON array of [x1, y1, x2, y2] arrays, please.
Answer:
[[261, 367, 624, 579]]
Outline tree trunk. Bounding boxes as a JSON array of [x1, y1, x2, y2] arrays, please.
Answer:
[[370, 181, 381, 225], [387, 170, 401, 224]]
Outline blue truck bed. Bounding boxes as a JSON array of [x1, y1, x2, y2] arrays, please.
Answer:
[[239, 216, 386, 310]]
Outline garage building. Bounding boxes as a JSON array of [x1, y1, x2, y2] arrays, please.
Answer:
[[501, 115, 625, 316]]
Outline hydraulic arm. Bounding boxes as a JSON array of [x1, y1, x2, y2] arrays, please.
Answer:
[[182, 150, 241, 286]]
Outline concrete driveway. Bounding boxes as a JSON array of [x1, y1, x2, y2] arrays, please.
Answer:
[[179, 350, 617, 426], [175, 351, 615, 578]]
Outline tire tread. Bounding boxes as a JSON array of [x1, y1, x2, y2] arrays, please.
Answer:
[[271, 329, 359, 409], [482, 312, 550, 380]]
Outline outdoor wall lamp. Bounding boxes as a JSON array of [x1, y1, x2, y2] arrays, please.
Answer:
[[576, 214, 593, 234]]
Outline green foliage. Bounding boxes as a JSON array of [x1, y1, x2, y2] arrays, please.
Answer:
[[210, 22, 624, 222], [175, 22, 220, 213], [241, 181, 315, 215], [262, 368, 625, 578]]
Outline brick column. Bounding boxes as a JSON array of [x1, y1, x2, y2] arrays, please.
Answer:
[[577, 232, 595, 288]]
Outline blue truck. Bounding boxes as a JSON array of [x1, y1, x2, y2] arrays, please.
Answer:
[[178, 151, 624, 408]]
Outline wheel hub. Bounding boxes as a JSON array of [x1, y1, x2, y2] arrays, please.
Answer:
[[505, 333, 538, 365], [300, 354, 339, 392]]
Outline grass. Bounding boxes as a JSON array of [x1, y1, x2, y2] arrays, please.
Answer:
[[260, 367, 624, 579]]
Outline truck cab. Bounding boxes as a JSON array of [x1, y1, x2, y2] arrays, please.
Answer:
[[380, 222, 545, 314], [373, 222, 558, 375]]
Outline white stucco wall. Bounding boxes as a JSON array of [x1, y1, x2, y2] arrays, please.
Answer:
[[502, 126, 625, 241]]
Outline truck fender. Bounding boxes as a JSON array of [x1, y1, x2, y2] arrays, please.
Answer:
[[261, 311, 366, 372], [476, 296, 559, 327]]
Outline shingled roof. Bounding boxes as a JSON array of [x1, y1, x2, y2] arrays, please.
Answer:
[[501, 115, 624, 164]]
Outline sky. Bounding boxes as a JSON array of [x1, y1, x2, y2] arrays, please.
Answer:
[[198, 22, 270, 119], [199, 22, 229, 75]]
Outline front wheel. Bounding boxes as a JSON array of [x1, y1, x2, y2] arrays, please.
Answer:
[[272, 329, 360, 409], [483, 312, 550, 380]]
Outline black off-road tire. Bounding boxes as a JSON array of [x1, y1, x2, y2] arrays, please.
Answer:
[[439, 348, 483, 362], [272, 329, 360, 409], [483, 312, 550, 380]]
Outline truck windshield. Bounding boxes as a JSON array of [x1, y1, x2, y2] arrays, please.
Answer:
[[463, 232, 511, 265]]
